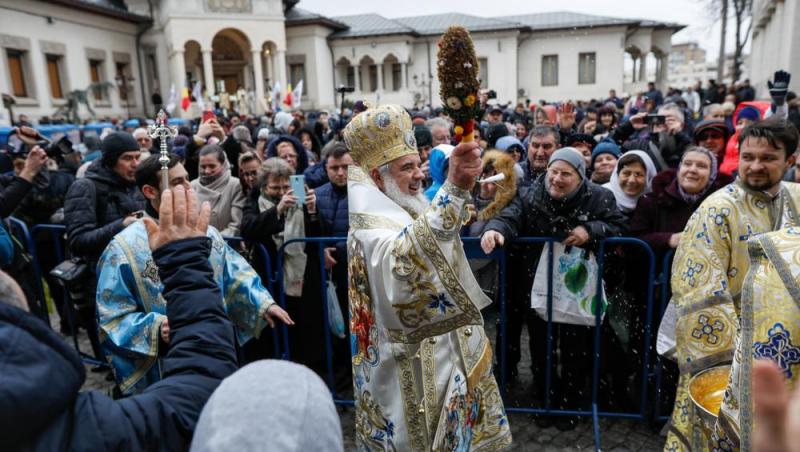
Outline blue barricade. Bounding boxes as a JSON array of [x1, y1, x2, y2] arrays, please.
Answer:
[[276, 235, 660, 451], [653, 248, 677, 423]]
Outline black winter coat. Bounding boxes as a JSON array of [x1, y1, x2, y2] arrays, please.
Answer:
[[0, 237, 237, 451], [484, 174, 628, 254], [0, 169, 75, 225], [315, 181, 348, 291], [0, 175, 32, 218], [64, 161, 145, 260]]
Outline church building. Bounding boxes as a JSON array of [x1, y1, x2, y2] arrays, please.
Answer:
[[0, 0, 683, 122]]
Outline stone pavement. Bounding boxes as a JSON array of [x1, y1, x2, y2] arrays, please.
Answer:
[[68, 312, 666, 451]]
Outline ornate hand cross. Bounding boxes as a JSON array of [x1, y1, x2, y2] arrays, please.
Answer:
[[147, 110, 178, 191]]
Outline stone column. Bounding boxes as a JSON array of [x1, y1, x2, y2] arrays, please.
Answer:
[[202, 49, 215, 97], [170, 49, 186, 101], [264, 51, 272, 85], [353, 63, 361, 92], [638, 55, 647, 83], [276, 49, 287, 90], [252, 49, 265, 108], [376, 63, 384, 92], [401, 62, 408, 89]]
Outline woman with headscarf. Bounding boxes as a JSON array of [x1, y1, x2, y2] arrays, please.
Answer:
[[602, 150, 657, 221], [630, 146, 732, 255]]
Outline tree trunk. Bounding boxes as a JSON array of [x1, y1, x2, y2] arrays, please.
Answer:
[[732, 0, 753, 83], [717, 0, 728, 82]]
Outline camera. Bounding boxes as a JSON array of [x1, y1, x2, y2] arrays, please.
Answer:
[[23, 136, 73, 159], [487, 90, 497, 100], [336, 85, 355, 94]]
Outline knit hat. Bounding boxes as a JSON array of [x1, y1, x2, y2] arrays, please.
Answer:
[[590, 139, 621, 167], [414, 125, 432, 148], [101, 132, 139, 168], [494, 136, 524, 154], [548, 147, 586, 179], [736, 105, 761, 123], [190, 360, 343, 452]]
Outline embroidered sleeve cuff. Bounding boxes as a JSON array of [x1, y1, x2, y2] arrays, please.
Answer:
[[424, 181, 471, 237]]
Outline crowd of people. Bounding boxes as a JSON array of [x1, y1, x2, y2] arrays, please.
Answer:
[[2, 67, 800, 450]]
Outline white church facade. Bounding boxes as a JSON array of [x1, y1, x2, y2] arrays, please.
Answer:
[[0, 0, 683, 124]]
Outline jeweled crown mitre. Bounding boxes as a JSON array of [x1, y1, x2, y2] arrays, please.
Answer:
[[343, 104, 418, 171]]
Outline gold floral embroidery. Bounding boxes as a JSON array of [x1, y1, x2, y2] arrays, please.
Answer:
[[394, 345, 429, 449]]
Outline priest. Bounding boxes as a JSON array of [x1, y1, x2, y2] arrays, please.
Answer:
[[345, 104, 512, 451]]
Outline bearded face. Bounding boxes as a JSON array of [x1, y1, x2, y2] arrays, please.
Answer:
[[371, 154, 429, 217]]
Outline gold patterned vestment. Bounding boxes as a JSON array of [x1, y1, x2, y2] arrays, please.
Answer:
[[712, 227, 800, 450], [347, 165, 512, 451], [666, 180, 800, 451]]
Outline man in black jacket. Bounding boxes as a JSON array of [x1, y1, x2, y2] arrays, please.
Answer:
[[0, 184, 238, 451], [481, 148, 627, 430], [64, 132, 145, 357]]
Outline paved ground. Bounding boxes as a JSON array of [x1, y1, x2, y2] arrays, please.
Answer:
[[67, 311, 667, 451]]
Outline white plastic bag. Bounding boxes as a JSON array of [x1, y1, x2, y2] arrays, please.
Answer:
[[326, 274, 345, 338], [531, 243, 607, 326], [656, 298, 677, 361]]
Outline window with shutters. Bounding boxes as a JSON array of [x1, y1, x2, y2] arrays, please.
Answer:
[[89, 59, 107, 101], [542, 55, 558, 86], [46, 54, 64, 99], [7, 49, 27, 98], [116, 62, 130, 101]]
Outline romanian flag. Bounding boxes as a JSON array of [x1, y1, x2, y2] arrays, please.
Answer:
[[284, 83, 293, 107], [181, 87, 191, 111]]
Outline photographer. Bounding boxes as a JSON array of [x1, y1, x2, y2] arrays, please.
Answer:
[[0, 129, 51, 318], [611, 102, 691, 171], [64, 132, 145, 357]]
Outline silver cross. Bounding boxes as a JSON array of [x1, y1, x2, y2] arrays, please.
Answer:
[[147, 110, 178, 191]]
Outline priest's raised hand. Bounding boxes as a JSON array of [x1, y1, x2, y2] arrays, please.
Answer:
[[143, 185, 211, 251]]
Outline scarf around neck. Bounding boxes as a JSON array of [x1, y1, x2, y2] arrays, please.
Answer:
[[258, 193, 307, 297]]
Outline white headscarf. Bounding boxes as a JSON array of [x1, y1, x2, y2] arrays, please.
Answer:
[[602, 150, 657, 213]]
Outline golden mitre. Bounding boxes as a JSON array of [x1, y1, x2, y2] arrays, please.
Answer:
[[343, 104, 418, 171]]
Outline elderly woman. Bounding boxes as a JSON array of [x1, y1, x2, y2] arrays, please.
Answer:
[[602, 150, 657, 221], [190, 144, 245, 237], [481, 147, 626, 429], [240, 157, 324, 370], [630, 146, 732, 254]]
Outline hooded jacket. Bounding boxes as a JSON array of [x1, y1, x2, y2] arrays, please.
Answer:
[[266, 135, 309, 175], [64, 161, 145, 260], [0, 237, 237, 451], [719, 100, 772, 176], [424, 145, 452, 200]]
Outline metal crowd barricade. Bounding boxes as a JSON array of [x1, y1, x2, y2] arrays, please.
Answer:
[[7, 217, 48, 324], [276, 236, 354, 406], [653, 248, 677, 423], [275, 235, 659, 451], [222, 236, 280, 358]]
